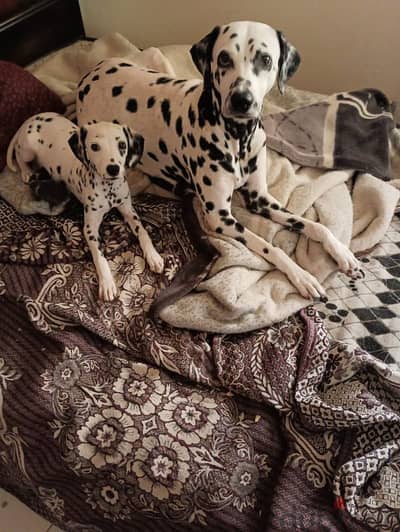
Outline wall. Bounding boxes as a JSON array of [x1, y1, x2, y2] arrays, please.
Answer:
[[79, 0, 399, 99]]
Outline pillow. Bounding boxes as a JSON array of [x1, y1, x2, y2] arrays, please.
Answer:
[[0, 60, 65, 171]]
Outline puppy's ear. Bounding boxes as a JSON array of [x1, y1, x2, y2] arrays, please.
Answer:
[[276, 30, 301, 94], [190, 25, 220, 77], [123, 126, 142, 168], [68, 131, 84, 163]]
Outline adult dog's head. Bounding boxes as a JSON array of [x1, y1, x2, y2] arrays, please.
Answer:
[[190, 21, 300, 121]]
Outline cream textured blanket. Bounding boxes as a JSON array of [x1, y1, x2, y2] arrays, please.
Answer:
[[0, 33, 399, 333]]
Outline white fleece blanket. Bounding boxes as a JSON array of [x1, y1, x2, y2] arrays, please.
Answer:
[[0, 33, 398, 333]]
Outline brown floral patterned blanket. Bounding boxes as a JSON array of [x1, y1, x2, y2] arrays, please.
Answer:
[[1, 194, 400, 532]]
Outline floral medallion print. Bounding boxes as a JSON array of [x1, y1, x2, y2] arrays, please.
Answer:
[[131, 434, 190, 501], [112, 364, 165, 416], [159, 392, 220, 445]]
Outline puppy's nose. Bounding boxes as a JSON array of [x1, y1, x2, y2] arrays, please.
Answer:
[[133, 134, 144, 156], [230, 90, 254, 114], [106, 164, 120, 177]]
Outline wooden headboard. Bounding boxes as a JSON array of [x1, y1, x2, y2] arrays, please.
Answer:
[[0, 0, 84, 66]]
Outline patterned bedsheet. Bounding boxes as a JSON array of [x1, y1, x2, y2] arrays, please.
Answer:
[[0, 194, 400, 531], [317, 212, 400, 368]]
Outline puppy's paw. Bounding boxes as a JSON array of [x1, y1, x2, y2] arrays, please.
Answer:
[[99, 275, 119, 302], [146, 248, 164, 274]]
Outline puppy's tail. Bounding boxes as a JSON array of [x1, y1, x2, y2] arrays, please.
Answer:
[[6, 127, 20, 172]]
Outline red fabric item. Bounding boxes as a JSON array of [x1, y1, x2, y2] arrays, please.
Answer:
[[0, 60, 65, 171]]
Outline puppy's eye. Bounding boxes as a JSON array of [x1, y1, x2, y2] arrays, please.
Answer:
[[118, 141, 126, 151], [217, 51, 233, 69], [91, 143, 100, 151], [260, 53, 272, 70]]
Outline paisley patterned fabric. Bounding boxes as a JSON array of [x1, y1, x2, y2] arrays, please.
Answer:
[[0, 194, 400, 531]]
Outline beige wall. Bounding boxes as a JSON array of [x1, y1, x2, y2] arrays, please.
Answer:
[[79, 0, 399, 99]]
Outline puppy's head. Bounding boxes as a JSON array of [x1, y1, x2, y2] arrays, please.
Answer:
[[68, 122, 144, 180], [190, 21, 300, 121]]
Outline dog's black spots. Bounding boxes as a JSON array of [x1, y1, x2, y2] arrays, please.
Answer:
[[83, 84, 91, 96], [203, 176, 212, 186], [263, 247, 269, 254], [156, 76, 172, 84], [219, 159, 235, 173], [261, 208, 271, 219], [112, 119, 120, 124], [49, 144, 52, 148], [205, 201, 214, 211], [216, 227, 224, 234], [159, 139, 168, 154], [187, 133, 196, 148], [224, 218, 235, 226], [188, 106, 196, 127], [185, 84, 199, 96], [258, 197, 269, 207], [222, 25, 230, 34], [230, 33, 238, 39], [249, 44, 254, 53], [196, 183, 202, 195], [219, 209, 229, 216], [250, 190, 258, 199], [210, 163, 218, 172], [181, 136, 187, 149], [161, 99, 171, 126], [106, 67, 118, 74], [147, 96, 156, 108], [78, 90, 84, 102], [112, 85, 123, 97], [126, 98, 138, 112], [235, 237, 246, 244], [119, 62, 132, 67], [247, 156, 258, 174], [235, 223, 244, 233], [211, 133, 219, 143], [190, 158, 197, 175], [291, 221, 305, 231], [171, 154, 190, 182], [45, 117, 53, 122], [36, 125, 41, 132], [197, 155, 205, 167], [175, 116, 183, 137], [173, 79, 186, 85], [271, 203, 280, 210], [261, 42, 267, 48], [56, 165, 61, 174], [92, 74, 100, 81], [199, 137, 224, 161], [148, 152, 159, 162], [235, 43, 240, 52], [226, 195, 231, 203]]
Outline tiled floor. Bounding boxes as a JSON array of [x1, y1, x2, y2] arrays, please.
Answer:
[[0, 489, 62, 532]]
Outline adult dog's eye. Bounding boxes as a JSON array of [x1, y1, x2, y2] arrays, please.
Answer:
[[217, 51, 233, 69], [118, 141, 126, 151], [260, 53, 272, 70], [91, 143, 100, 151]]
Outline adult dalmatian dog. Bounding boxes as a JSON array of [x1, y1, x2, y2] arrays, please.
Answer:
[[76, 20, 360, 299], [7, 113, 164, 300]]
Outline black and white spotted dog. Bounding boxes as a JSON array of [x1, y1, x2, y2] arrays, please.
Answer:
[[7, 112, 164, 300], [76, 21, 360, 299]]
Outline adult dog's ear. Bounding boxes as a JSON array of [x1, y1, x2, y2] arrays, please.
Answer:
[[276, 30, 301, 94], [190, 25, 221, 77], [68, 131, 84, 163]]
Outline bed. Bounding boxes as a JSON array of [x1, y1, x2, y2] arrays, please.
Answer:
[[1, 15, 400, 532]]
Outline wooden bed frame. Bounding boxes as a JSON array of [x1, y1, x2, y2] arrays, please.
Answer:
[[0, 0, 84, 66]]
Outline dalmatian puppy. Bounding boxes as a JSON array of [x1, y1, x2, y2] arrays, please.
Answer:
[[7, 112, 164, 300], [76, 21, 361, 299]]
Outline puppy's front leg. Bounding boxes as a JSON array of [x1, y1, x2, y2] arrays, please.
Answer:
[[84, 212, 118, 301], [241, 146, 361, 277], [118, 200, 164, 273], [198, 174, 326, 300]]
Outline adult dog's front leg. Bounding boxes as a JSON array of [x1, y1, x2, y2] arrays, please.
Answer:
[[84, 212, 118, 301], [241, 148, 361, 277], [198, 175, 326, 299], [118, 201, 164, 273]]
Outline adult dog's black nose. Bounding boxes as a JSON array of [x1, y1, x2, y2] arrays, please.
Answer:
[[230, 90, 254, 114], [133, 134, 144, 156], [106, 164, 120, 177]]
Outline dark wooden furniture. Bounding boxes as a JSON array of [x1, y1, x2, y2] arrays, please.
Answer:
[[0, 0, 84, 66]]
